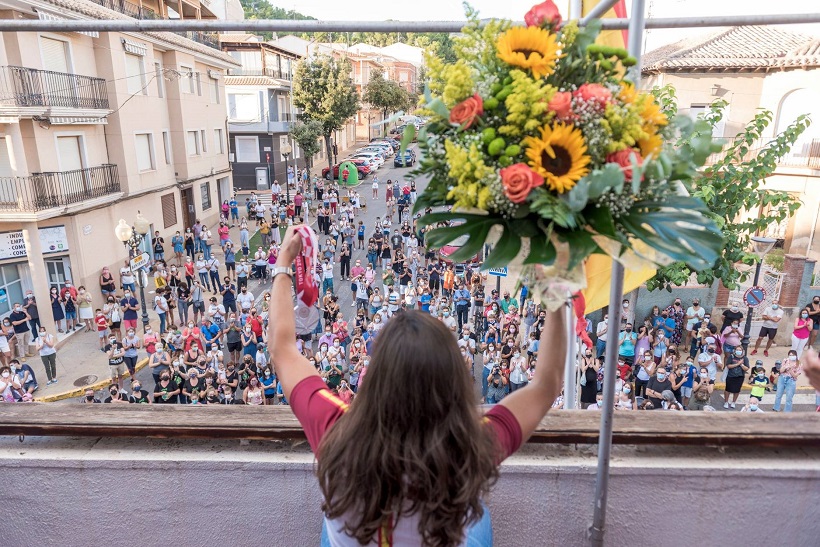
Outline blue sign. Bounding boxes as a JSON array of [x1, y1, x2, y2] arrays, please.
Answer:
[[488, 267, 508, 277], [743, 286, 766, 308]]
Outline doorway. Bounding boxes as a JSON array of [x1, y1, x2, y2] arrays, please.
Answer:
[[180, 187, 196, 228]]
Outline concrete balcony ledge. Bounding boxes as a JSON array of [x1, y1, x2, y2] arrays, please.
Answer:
[[2, 434, 818, 546]]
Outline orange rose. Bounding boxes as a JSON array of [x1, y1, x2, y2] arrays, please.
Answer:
[[449, 94, 484, 129], [500, 163, 544, 204], [573, 83, 612, 110], [606, 149, 643, 181], [524, 0, 562, 29], [547, 91, 574, 120]]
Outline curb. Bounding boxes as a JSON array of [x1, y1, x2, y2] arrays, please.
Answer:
[[35, 356, 150, 402]]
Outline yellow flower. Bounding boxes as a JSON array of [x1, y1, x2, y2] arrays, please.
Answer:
[[637, 93, 668, 129], [618, 82, 638, 105], [638, 133, 663, 157], [523, 123, 591, 194], [496, 26, 559, 80]]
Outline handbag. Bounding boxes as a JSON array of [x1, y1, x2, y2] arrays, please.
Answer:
[[580, 368, 587, 386]]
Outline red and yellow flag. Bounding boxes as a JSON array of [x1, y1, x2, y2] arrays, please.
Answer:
[[582, 0, 628, 48]]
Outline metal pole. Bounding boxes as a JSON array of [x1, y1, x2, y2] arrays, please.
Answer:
[[589, 1, 646, 545], [563, 298, 577, 409], [587, 261, 625, 546], [741, 260, 762, 354], [2, 13, 820, 32], [580, 0, 622, 24], [569, 0, 584, 20]]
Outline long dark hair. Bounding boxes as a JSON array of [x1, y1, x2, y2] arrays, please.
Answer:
[[317, 311, 499, 546]]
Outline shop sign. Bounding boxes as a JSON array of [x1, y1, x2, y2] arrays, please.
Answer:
[[0, 226, 69, 260]]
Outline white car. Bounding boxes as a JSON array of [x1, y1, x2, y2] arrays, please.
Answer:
[[349, 152, 383, 169], [359, 144, 394, 158]]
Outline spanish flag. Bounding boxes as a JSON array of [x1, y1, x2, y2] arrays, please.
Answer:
[[582, 0, 628, 48]]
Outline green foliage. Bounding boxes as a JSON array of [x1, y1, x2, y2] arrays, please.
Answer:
[[289, 120, 323, 174], [292, 55, 360, 171], [763, 248, 785, 272], [239, 0, 315, 40], [363, 69, 412, 120], [645, 103, 811, 291]]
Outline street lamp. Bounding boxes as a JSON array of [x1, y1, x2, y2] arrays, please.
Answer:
[[282, 141, 293, 206], [115, 212, 152, 333], [741, 235, 777, 354]]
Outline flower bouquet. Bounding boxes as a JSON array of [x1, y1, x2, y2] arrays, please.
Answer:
[[408, 1, 724, 308]]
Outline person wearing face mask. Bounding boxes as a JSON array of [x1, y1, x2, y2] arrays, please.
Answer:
[[739, 396, 765, 413], [684, 299, 705, 347], [243, 376, 266, 405], [241, 324, 258, 358], [663, 298, 685, 346], [129, 381, 150, 403], [720, 301, 744, 336], [723, 346, 749, 409], [721, 318, 743, 361], [121, 328, 141, 380], [579, 349, 600, 408], [617, 323, 637, 366], [620, 299, 634, 329], [81, 388, 101, 404], [104, 383, 129, 404], [35, 328, 57, 385], [634, 351, 656, 398], [616, 383, 637, 410], [153, 370, 180, 404], [806, 296, 820, 347], [748, 363, 769, 402], [8, 302, 32, 358], [751, 299, 783, 357], [508, 346, 528, 392], [689, 368, 714, 411], [645, 367, 672, 410], [791, 307, 813, 358], [104, 334, 126, 389], [595, 314, 609, 358], [773, 350, 803, 412], [677, 358, 697, 407]]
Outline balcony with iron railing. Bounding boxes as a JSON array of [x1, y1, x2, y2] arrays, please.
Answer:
[[226, 68, 293, 81], [0, 164, 121, 213], [174, 31, 220, 49], [0, 66, 109, 112], [705, 137, 820, 170], [86, 0, 164, 20]]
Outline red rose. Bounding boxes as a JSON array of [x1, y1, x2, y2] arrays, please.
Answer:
[[606, 149, 643, 181], [573, 83, 612, 110], [500, 163, 544, 204], [449, 94, 484, 129], [524, 0, 563, 29], [547, 91, 574, 120]]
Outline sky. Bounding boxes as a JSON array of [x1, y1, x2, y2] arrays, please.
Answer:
[[273, 0, 820, 52]]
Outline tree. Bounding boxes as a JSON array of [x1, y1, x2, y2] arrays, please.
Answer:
[[363, 69, 411, 122], [289, 120, 323, 176], [645, 94, 811, 291], [292, 55, 360, 171], [239, 0, 314, 41]]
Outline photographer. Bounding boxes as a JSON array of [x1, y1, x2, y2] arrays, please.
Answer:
[[485, 364, 508, 404]]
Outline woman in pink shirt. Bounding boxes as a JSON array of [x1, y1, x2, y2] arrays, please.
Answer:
[[791, 306, 812, 357]]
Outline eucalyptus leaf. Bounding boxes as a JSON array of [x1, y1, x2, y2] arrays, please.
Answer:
[[426, 98, 450, 121], [587, 164, 625, 199], [564, 179, 590, 212]]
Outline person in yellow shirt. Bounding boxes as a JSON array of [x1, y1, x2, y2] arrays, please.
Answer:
[[749, 361, 769, 402], [442, 265, 456, 298]]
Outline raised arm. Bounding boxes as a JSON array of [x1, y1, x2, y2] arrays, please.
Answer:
[[500, 307, 566, 441], [269, 227, 323, 401]]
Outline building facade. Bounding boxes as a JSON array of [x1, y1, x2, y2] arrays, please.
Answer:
[[221, 36, 307, 192], [0, 0, 237, 328], [642, 26, 820, 272]]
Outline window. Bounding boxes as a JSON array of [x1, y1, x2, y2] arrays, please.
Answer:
[[125, 53, 146, 94], [187, 130, 201, 156], [40, 37, 70, 73], [135, 133, 155, 172], [162, 131, 172, 164], [200, 181, 211, 210], [56, 135, 84, 171], [689, 104, 725, 138], [200, 130, 207, 153], [155, 61, 164, 98], [234, 136, 259, 163], [210, 77, 219, 104], [180, 65, 195, 94], [195, 72, 202, 96], [214, 129, 224, 154], [160, 193, 177, 228], [0, 264, 24, 317], [228, 93, 259, 121]]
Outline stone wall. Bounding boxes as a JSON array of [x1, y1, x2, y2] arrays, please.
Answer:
[[2, 437, 818, 546]]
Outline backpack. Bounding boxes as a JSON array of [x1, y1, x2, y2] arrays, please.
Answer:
[[110, 306, 121, 323]]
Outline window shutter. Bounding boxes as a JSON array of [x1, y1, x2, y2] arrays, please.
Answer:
[[135, 134, 152, 172], [161, 193, 177, 228], [40, 37, 69, 73]]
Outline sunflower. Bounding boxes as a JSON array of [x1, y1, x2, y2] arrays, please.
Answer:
[[638, 93, 668, 129], [523, 123, 591, 193], [496, 27, 560, 80], [637, 133, 664, 157]]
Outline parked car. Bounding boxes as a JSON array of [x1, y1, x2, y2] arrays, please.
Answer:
[[346, 156, 379, 171], [438, 233, 483, 267], [349, 152, 384, 169], [394, 149, 416, 167], [354, 147, 387, 161], [370, 137, 401, 151], [359, 144, 393, 158], [389, 124, 419, 140], [321, 160, 371, 180]]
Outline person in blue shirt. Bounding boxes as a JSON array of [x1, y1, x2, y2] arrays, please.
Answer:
[[453, 284, 471, 331], [618, 323, 637, 365], [229, 197, 239, 224], [419, 289, 432, 312], [357, 222, 366, 250], [661, 311, 676, 338], [201, 318, 221, 351]]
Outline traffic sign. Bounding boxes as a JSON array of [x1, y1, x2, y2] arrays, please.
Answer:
[[743, 286, 766, 308], [487, 267, 508, 277], [129, 252, 151, 271]]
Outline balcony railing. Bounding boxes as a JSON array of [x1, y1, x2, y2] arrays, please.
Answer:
[[705, 137, 820, 170], [226, 68, 293, 81], [0, 66, 109, 110], [87, 0, 164, 19], [175, 31, 220, 49], [0, 164, 120, 212]]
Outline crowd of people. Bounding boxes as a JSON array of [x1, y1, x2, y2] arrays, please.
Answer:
[[2, 165, 820, 411]]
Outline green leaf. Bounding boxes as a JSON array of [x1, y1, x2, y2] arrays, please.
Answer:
[[586, 164, 625, 198], [523, 232, 557, 265], [558, 230, 599, 271], [399, 124, 416, 157], [426, 98, 450, 121], [484, 225, 522, 268], [563, 179, 590, 212], [584, 206, 617, 238]]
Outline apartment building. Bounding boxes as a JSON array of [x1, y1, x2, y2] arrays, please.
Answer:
[[221, 35, 308, 191], [0, 0, 238, 327], [642, 26, 820, 270]]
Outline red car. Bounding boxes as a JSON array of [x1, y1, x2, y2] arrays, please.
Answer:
[[438, 234, 483, 266], [321, 160, 371, 180]]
